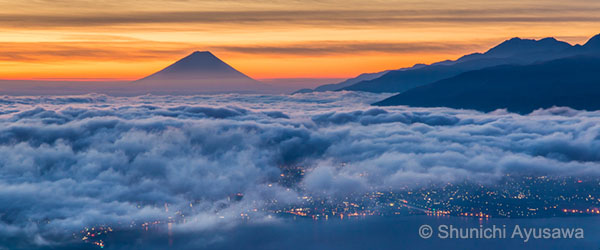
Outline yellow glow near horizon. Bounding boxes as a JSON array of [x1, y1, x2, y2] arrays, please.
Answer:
[[0, 0, 599, 81]]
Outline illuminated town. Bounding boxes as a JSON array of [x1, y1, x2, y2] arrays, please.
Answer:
[[76, 170, 600, 248]]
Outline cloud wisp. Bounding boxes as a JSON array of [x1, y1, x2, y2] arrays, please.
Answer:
[[3, 7, 600, 28], [0, 40, 487, 63]]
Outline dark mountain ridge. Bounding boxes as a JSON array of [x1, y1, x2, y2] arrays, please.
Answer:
[[341, 34, 600, 93], [373, 55, 600, 113]]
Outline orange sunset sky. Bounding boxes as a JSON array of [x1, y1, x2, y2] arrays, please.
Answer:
[[1, 0, 600, 82]]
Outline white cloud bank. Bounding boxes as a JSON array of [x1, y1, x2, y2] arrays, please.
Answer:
[[0, 92, 599, 247]]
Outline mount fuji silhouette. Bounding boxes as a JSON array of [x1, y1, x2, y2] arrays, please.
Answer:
[[134, 51, 271, 94]]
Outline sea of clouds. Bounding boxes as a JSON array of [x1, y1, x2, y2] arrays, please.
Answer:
[[1, 91, 600, 248]]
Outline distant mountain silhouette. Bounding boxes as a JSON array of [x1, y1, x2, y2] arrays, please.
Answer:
[[134, 51, 271, 94], [373, 56, 600, 113], [481, 37, 572, 58], [339, 34, 600, 93], [293, 70, 391, 94]]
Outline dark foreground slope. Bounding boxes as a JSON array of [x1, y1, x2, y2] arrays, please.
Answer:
[[374, 56, 600, 113]]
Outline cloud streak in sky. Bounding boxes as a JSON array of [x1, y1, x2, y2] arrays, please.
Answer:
[[211, 41, 488, 56], [3, 9, 600, 29], [0, 41, 195, 62], [0, 40, 489, 63]]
